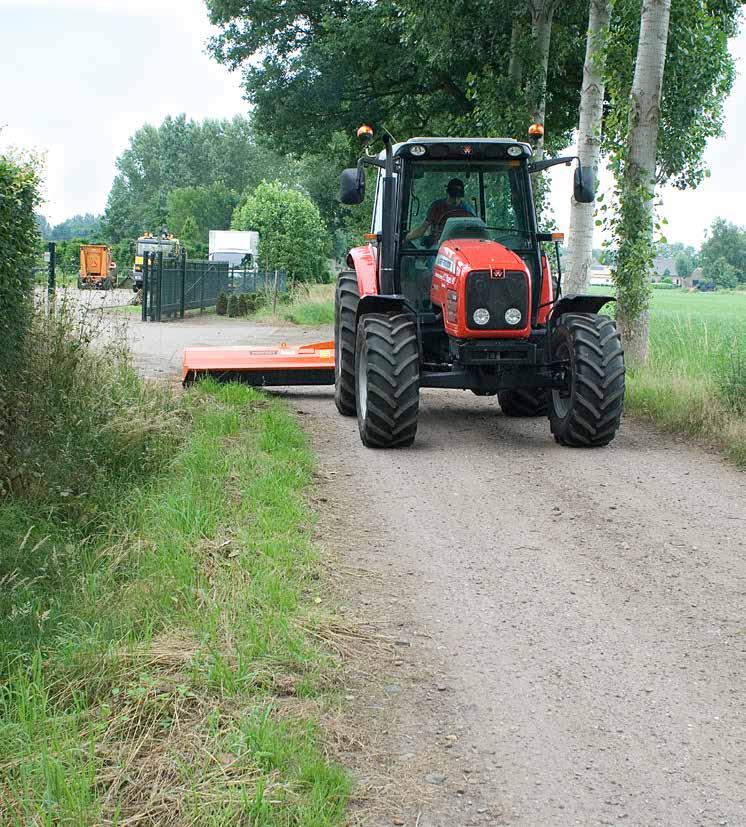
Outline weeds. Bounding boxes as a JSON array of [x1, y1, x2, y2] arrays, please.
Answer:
[[0, 300, 349, 823]]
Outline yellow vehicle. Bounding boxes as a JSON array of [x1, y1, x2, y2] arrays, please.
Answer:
[[79, 244, 116, 289], [132, 232, 181, 292]]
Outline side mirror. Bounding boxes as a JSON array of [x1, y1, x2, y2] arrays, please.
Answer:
[[340, 167, 365, 205], [574, 165, 595, 203]]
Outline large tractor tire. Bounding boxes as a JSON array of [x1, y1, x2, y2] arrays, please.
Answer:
[[355, 312, 420, 448], [498, 388, 548, 417], [334, 271, 360, 416], [549, 313, 625, 447]]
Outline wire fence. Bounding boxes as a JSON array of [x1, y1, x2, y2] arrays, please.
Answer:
[[141, 252, 287, 322]]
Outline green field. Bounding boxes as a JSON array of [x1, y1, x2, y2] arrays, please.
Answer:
[[597, 288, 746, 465]]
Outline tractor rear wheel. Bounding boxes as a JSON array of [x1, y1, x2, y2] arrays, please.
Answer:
[[498, 388, 548, 417], [549, 313, 625, 447], [334, 271, 359, 416], [355, 312, 420, 448]]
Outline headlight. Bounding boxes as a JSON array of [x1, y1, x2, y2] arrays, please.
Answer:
[[507, 145, 523, 157], [505, 307, 522, 325], [473, 308, 490, 326]]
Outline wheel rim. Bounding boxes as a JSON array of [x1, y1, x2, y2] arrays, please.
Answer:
[[357, 348, 368, 419], [552, 342, 572, 418]]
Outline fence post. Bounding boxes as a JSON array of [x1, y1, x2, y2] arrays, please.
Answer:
[[200, 261, 206, 312], [272, 268, 279, 315], [141, 251, 149, 322], [180, 251, 186, 319], [156, 251, 164, 322], [46, 242, 56, 299]]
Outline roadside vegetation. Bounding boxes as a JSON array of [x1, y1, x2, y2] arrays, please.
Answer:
[[592, 288, 746, 466], [1, 307, 348, 822]]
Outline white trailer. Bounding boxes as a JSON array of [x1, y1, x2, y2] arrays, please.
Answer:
[[208, 230, 259, 267]]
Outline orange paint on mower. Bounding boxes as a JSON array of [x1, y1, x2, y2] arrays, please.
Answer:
[[182, 341, 335, 386]]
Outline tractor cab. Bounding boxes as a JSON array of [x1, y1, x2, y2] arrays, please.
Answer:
[[335, 127, 625, 449]]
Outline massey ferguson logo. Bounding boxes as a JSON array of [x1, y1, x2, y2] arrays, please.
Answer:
[[490, 267, 506, 279]]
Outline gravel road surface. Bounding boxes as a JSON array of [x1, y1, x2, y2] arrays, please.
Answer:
[[131, 316, 745, 826]]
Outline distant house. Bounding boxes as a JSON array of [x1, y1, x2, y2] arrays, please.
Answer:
[[589, 261, 613, 286], [683, 267, 704, 290], [651, 255, 683, 286]]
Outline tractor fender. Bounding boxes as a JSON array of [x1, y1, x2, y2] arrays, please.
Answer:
[[356, 294, 410, 323], [347, 244, 378, 298], [550, 293, 614, 319]]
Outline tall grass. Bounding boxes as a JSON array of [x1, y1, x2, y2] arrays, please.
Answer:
[[0, 302, 349, 823], [622, 291, 746, 466], [253, 283, 334, 327]]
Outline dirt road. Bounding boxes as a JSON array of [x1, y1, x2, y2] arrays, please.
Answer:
[[132, 316, 744, 825], [291, 387, 745, 827]]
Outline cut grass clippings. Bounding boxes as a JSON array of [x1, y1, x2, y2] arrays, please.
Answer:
[[0, 380, 349, 825]]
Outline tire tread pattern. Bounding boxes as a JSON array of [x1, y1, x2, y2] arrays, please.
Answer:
[[334, 271, 359, 415], [357, 312, 419, 448], [549, 313, 625, 447]]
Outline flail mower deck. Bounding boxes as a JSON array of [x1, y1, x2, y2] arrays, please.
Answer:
[[182, 341, 335, 387]]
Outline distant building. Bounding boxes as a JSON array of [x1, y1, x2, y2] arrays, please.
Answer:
[[651, 255, 683, 286], [589, 261, 613, 286], [683, 267, 704, 290]]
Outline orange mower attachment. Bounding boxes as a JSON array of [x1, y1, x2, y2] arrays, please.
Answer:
[[182, 341, 335, 387]]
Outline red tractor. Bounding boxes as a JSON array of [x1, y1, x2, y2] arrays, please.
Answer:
[[334, 127, 624, 448]]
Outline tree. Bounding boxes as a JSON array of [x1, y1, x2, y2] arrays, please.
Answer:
[[206, 0, 588, 157], [610, 0, 672, 363], [35, 213, 52, 240], [565, 0, 612, 293], [49, 213, 102, 241], [706, 257, 738, 288], [167, 183, 239, 247], [699, 218, 746, 283], [103, 115, 288, 242], [674, 251, 695, 279], [231, 181, 331, 282]]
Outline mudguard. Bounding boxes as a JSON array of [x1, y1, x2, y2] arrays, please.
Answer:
[[550, 294, 615, 318]]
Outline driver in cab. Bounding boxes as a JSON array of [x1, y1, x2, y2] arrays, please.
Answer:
[[406, 178, 475, 246]]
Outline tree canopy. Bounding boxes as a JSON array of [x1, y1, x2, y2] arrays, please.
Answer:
[[700, 217, 746, 285], [166, 183, 240, 254], [103, 115, 289, 241], [49, 213, 102, 241], [205, 0, 588, 156]]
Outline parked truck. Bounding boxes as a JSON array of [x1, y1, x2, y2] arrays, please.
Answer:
[[132, 232, 181, 292], [208, 230, 259, 268], [79, 244, 116, 289]]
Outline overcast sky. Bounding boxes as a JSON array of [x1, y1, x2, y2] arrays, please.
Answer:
[[1, 0, 744, 248]]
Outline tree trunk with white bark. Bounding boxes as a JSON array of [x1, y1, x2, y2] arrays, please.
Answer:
[[526, 0, 558, 161], [615, 0, 672, 363], [565, 0, 611, 295]]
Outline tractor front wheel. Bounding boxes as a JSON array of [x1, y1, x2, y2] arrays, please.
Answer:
[[355, 312, 420, 448], [549, 313, 625, 447], [334, 271, 359, 416], [498, 388, 548, 417]]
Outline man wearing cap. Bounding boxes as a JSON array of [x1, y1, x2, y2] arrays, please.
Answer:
[[406, 178, 475, 245]]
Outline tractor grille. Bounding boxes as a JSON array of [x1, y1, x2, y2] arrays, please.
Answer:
[[465, 269, 529, 331]]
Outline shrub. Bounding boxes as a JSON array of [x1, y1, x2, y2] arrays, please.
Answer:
[[1, 298, 182, 511], [227, 293, 239, 317], [216, 291, 228, 315], [237, 293, 249, 316], [0, 153, 39, 377], [231, 181, 330, 283]]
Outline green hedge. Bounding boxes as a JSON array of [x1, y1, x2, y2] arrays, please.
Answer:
[[0, 154, 40, 374]]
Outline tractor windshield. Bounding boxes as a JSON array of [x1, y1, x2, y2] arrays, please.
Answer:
[[399, 161, 533, 310], [402, 162, 530, 251]]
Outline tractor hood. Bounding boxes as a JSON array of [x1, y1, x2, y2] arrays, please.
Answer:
[[431, 238, 533, 339], [436, 238, 527, 274]]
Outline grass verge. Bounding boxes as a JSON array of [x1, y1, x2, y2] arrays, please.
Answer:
[[588, 287, 746, 466], [0, 379, 349, 824], [253, 284, 334, 327]]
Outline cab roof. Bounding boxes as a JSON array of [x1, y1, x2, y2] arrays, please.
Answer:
[[390, 137, 532, 160]]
